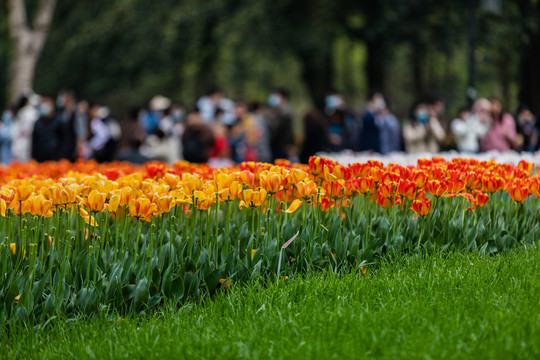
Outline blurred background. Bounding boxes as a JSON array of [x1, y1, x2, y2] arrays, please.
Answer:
[[1, 0, 539, 164], [1, 0, 539, 116]]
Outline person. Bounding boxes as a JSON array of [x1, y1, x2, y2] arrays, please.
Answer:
[[515, 104, 538, 152], [181, 107, 215, 163], [170, 103, 187, 162], [118, 106, 148, 163], [248, 102, 272, 163], [451, 101, 490, 153], [55, 90, 78, 161], [140, 95, 170, 135], [75, 100, 90, 159], [140, 101, 181, 163], [0, 106, 14, 164], [299, 109, 329, 164], [377, 103, 401, 154], [31, 97, 61, 162], [12, 93, 40, 162], [208, 108, 231, 161], [265, 88, 294, 161], [426, 95, 454, 150], [324, 90, 357, 151], [402, 100, 445, 153], [358, 91, 385, 153], [88, 105, 113, 162], [479, 98, 517, 152], [197, 87, 235, 125]]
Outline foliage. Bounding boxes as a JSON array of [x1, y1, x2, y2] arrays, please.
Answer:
[[2, 0, 540, 117], [2, 246, 540, 359], [0, 156, 540, 328]]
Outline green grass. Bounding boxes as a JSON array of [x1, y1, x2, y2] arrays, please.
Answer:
[[3, 245, 540, 360]]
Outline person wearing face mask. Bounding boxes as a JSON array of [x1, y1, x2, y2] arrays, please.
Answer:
[[31, 97, 61, 162], [325, 90, 357, 151], [451, 100, 490, 153], [358, 91, 385, 153], [479, 98, 517, 152], [514, 104, 538, 152], [0, 106, 14, 164], [12, 93, 40, 162], [265, 88, 294, 161], [402, 100, 445, 153], [55, 90, 79, 161]]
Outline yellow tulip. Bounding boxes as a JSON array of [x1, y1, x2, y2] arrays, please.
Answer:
[[129, 198, 158, 221], [284, 199, 302, 213], [239, 189, 267, 209]]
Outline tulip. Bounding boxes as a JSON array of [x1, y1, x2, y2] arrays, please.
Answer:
[[129, 198, 158, 221], [28, 195, 54, 217], [84, 190, 107, 212], [239, 189, 267, 209], [410, 198, 432, 218], [284, 199, 302, 213]]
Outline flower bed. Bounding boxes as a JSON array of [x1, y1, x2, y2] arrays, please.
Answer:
[[1, 156, 538, 325]]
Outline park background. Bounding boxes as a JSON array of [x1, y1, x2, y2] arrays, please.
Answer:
[[1, 0, 540, 132]]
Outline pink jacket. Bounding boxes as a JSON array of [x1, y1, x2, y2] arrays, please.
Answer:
[[479, 113, 516, 152]]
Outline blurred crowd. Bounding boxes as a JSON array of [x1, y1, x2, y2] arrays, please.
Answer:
[[0, 87, 538, 165]]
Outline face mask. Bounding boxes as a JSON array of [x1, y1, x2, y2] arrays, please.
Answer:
[[172, 110, 185, 122], [268, 94, 281, 108], [325, 95, 342, 109], [56, 97, 65, 109], [374, 97, 386, 111], [415, 109, 429, 123], [40, 104, 51, 116]]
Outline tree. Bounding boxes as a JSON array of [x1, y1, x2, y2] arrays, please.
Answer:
[[7, 0, 56, 102]]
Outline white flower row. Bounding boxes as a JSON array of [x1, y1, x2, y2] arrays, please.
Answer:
[[318, 150, 540, 167]]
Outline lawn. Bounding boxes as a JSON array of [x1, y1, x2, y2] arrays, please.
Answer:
[[4, 244, 539, 360]]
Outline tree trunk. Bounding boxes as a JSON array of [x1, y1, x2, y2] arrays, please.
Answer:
[[365, 38, 385, 94], [7, 0, 56, 103], [298, 48, 333, 110], [519, 32, 540, 117]]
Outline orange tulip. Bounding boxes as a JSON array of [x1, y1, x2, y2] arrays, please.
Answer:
[[296, 180, 319, 203], [27, 195, 54, 217], [466, 192, 490, 211], [106, 194, 121, 213], [129, 198, 158, 221], [508, 183, 528, 203], [193, 190, 214, 211], [84, 190, 107, 212], [426, 180, 447, 197], [446, 179, 465, 194], [289, 168, 308, 184], [482, 176, 505, 193], [354, 177, 374, 195], [375, 193, 401, 208], [0, 198, 6, 217], [410, 198, 431, 218], [284, 199, 302, 213], [259, 171, 283, 194], [323, 165, 338, 182], [15, 182, 34, 202], [396, 179, 417, 201], [308, 156, 325, 176], [239, 189, 267, 209], [238, 170, 255, 189], [155, 195, 174, 214], [518, 160, 534, 174], [0, 187, 16, 207], [162, 173, 180, 189]]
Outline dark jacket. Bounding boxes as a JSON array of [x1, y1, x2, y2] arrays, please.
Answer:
[[32, 116, 61, 162]]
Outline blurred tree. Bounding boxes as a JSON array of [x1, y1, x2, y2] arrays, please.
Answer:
[[7, 0, 56, 102], [0, 0, 537, 121]]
